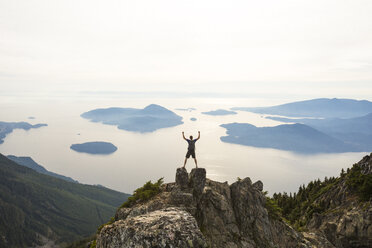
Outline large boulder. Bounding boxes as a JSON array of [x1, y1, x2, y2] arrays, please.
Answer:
[[97, 207, 208, 248]]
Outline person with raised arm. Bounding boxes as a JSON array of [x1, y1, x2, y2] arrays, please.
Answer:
[[182, 131, 200, 168]]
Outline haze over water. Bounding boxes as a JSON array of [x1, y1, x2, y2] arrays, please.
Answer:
[[0, 92, 368, 194]]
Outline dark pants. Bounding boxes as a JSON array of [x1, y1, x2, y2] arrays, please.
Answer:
[[186, 149, 195, 158]]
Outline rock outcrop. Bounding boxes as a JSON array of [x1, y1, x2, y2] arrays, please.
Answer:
[[99, 168, 314, 247], [97, 160, 372, 248]]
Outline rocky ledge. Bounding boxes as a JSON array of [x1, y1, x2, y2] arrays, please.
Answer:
[[97, 153, 372, 248], [97, 167, 344, 248]]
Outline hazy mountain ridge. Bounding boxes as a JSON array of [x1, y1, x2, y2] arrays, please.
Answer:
[[220, 123, 360, 153], [232, 98, 372, 118], [266, 112, 372, 134], [266, 113, 372, 150], [0, 154, 130, 248], [7, 155, 78, 183], [81, 104, 183, 133], [224, 98, 372, 153]]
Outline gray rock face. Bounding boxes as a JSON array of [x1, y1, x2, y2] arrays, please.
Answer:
[[252, 180, 263, 191], [359, 154, 372, 175], [175, 167, 189, 189], [189, 168, 206, 195], [97, 207, 207, 248]]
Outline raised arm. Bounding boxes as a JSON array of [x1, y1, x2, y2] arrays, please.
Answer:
[[197, 131, 200, 140], [182, 131, 187, 140]]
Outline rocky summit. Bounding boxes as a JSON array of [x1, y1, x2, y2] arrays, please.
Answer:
[[97, 156, 372, 248]]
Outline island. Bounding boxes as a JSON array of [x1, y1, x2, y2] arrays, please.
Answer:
[[219, 122, 369, 153], [0, 121, 47, 144], [190, 117, 197, 121], [202, 109, 237, 116], [232, 98, 372, 118], [81, 104, 183, 133], [70, 141, 118, 155]]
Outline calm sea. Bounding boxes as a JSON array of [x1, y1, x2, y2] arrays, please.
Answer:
[[0, 94, 366, 194]]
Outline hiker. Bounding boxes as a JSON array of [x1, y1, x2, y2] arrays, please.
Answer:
[[182, 131, 200, 168]]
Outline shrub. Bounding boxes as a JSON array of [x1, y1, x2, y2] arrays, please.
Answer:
[[265, 197, 283, 220], [89, 240, 96, 248], [346, 164, 372, 201], [264, 191, 283, 220], [120, 178, 164, 208]]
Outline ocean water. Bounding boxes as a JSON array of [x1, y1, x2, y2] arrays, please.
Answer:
[[0, 94, 366, 194]]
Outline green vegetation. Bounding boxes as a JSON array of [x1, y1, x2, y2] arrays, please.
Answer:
[[90, 239, 97, 248], [268, 158, 371, 230], [263, 191, 282, 220], [121, 178, 164, 208], [0, 154, 130, 248], [271, 176, 338, 229], [346, 163, 372, 201]]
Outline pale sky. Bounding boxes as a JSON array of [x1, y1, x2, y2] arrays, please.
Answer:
[[1, 0, 372, 98]]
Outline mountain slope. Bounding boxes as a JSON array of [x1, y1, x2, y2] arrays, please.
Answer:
[[0, 154, 130, 248], [232, 98, 372, 118], [273, 153, 372, 247], [7, 155, 78, 183]]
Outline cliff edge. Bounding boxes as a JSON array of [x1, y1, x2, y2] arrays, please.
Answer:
[[96, 168, 338, 248], [96, 154, 371, 248]]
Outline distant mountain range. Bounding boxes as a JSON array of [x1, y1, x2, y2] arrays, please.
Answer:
[[0, 154, 129, 247], [223, 98, 372, 153], [7, 155, 78, 183], [70, 141, 118, 155], [0, 121, 47, 144], [81, 104, 183, 133], [232, 98, 372, 118], [266, 113, 372, 150], [267, 112, 372, 135], [220, 123, 360, 153]]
